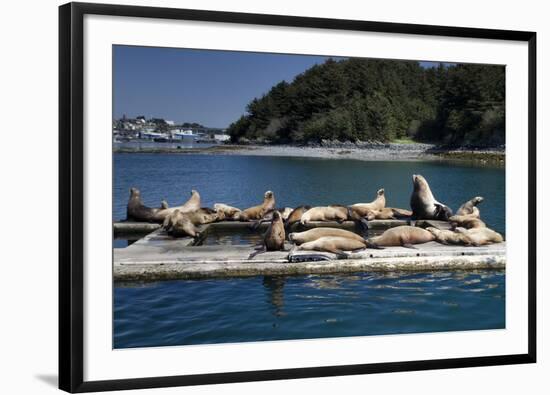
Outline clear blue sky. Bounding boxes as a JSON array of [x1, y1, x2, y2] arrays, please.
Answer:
[[113, 45, 442, 128]]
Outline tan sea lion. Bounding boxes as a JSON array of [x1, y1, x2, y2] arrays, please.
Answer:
[[449, 215, 486, 229], [426, 227, 472, 245], [367, 225, 435, 248], [455, 227, 503, 246], [160, 199, 169, 210], [213, 203, 241, 219], [162, 209, 201, 238], [294, 236, 367, 258], [126, 187, 162, 222], [369, 207, 412, 220], [153, 189, 201, 222], [351, 188, 386, 213], [289, 227, 365, 245], [410, 174, 452, 220], [300, 206, 348, 224], [456, 196, 484, 217], [237, 191, 276, 221]]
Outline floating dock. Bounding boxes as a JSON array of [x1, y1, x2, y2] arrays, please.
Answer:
[[113, 220, 505, 281]]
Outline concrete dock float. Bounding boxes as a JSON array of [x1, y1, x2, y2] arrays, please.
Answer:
[[113, 220, 506, 281]]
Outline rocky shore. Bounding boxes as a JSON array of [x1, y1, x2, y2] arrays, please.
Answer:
[[114, 142, 505, 166]]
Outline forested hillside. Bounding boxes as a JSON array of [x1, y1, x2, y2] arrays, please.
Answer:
[[227, 58, 505, 147]]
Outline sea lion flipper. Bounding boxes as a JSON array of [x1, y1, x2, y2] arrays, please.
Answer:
[[401, 243, 417, 249]]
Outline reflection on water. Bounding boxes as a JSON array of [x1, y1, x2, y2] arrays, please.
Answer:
[[114, 270, 505, 348]]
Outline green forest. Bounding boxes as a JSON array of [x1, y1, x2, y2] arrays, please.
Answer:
[[227, 58, 505, 147]]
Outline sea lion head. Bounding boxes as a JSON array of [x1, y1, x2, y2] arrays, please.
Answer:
[[377, 188, 385, 196], [412, 174, 429, 191], [272, 210, 282, 221], [264, 190, 274, 199], [190, 189, 199, 197], [473, 196, 484, 205], [129, 187, 140, 197]]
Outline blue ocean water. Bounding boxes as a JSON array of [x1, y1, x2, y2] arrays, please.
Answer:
[[113, 153, 505, 348]]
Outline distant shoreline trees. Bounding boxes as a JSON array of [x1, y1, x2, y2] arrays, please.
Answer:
[[227, 58, 505, 147]]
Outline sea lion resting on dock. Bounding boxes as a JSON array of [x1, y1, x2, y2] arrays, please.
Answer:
[[426, 227, 472, 245], [366, 225, 435, 249], [249, 207, 294, 230], [449, 215, 486, 229], [300, 205, 348, 224], [456, 196, 484, 217], [284, 205, 311, 229], [249, 211, 286, 259], [162, 207, 220, 238], [294, 236, 368, 259], [213, 203, 241, 220], [455, 227, 503, 246], [289, 227, 365, 245], [237, 191, 276, 221], [410, 175, 452, 220]]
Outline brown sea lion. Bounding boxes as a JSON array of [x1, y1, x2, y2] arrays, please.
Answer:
[[294, 236, 367, 258], [213, 203, 241, 219], [284, 205, 311, 228], [153, 189, 201, 222], [455, 227, 504, 246], [289, 227, 365, 245], [449, 215, 486, 229], [410, 174, 452, 220], [351, 188, 386, 213], [237, 191, 276, 221], [300, 206, 348, 224], [367, 225, 435, 249], [249, 211, 286, 259], [456, 196, 484, 217], [426, 227, 472, 245], [126, 187, 161, 222]]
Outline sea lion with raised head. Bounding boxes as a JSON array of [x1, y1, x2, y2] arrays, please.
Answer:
[[160, 199, 169, 210], [300, 206, 348, 225], [237, 191, 276, 221], [410, 175, 452, 220], [351, 188, 386, 214], [153, 189, 201, 222], [456, 196, 484, 217], [426, 227, 472, 245], [249, 211, 286, 259], [455, 227, 503, 246], [126, 187, 161, 222], [289, 227, 365, 245], [162, 207, 220, 237], [294, 236, 367, 259], [366, 225, 435, 249]]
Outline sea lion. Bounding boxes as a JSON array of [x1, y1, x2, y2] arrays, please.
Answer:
[[449, 215, 486, 229], [426, 227, 472, 245], [126, 187, 161, 222], [249, 207, 294, 230], [368, 207, 412, 220], [351, 188, 386, 213], [237, 191, 276, 221], [153, 189, 201, 222], [161, 209, 201, 238], [248, 211, 286, 259], [300, 206, 348, 224], [410, 174, 452, 220], [162, 207, 220, 237], [294, 236, 367, 258], [456, 196, 484, 217], [366, 225, 435, 248], [284, 205, 311, 228], [160, 199, 169, 210], [455, 227, 503, 246], [289, 227, 365, 245], [213, 203, 241, 219]]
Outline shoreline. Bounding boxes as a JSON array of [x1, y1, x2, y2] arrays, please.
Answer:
[[113, 143, 505, 166]]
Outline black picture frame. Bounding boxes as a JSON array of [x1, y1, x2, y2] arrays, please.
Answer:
[[59, 2, 537, 392]]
